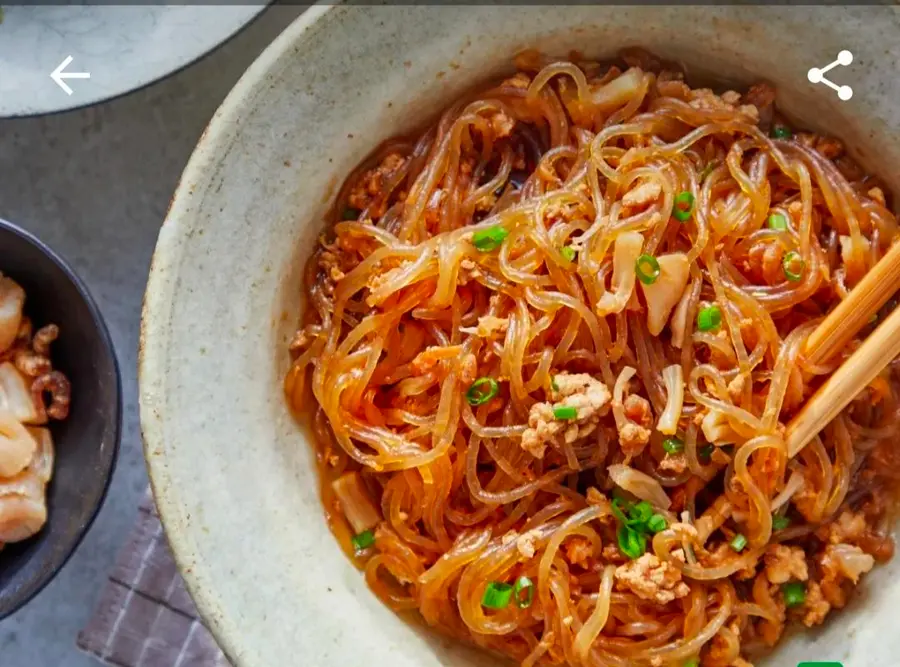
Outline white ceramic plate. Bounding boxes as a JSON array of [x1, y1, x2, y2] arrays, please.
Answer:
[[141, 5, 900, 667], [0, 5, 267, 117]]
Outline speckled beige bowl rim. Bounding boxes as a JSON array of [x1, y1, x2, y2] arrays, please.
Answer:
[[139, 7, 335, 664]]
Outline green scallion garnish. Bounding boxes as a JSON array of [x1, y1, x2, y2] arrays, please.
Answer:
[[730, 533, 748, 552], [472, 226, 509, 252], [514, 576, 534, 609], [663, 437, 684, 454], [466, 377, 499, 406], [482, 581, 514, 609], [342, 207, 360, 220], [782, 251, 804, 282], [772, 514, 791, 531], [617, 524, 647, 560], [553, 405, 578, 420], [698, 444, 715, 460], [672, 191, 695, 222], [351, 529, 375, 552], [561, 246, 577, 262], [630, 501, 653, 524], [683, 658, 700, 667], [697, 305, 722, 332], [767, 213, 788, 231], [647, 514, 667, 533], [772, 126, 793, 140], [635, 253, 661, 285], [551, 376, 559, 392], [782, 581, 806, 607], [611, 498, 631, 525]]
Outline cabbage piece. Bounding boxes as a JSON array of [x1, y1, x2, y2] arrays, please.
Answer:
[[640, 253, 690, 336], [596, 232, 643, 316], [607, 463, 671, 510]]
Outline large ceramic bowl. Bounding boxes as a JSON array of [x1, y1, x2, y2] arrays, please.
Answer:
[[140, 6, 900, 667]]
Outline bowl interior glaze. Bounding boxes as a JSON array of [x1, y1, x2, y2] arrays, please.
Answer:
[[140, 6, 900, 667]]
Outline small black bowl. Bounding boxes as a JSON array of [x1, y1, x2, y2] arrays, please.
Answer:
[[0, 218, 121, 620]]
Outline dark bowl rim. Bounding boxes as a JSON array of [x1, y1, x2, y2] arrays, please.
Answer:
[[0, 217, 123, 620]]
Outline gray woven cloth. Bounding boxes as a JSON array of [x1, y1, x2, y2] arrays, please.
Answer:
[[77, 490, 230, 667]]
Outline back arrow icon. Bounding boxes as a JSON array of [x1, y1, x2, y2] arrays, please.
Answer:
[[50, 56, 91, 95]]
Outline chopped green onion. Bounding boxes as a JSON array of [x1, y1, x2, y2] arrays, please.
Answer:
[[672, 191, 695, 222], [782, 581, 806, 607], [482, 581, 514, 609], [698, 444, 715, 460], [730, 533, 748, 552], [772, 125, 792, 140], [617, 525, 647, 560], [514, 576, 534, 608], [351, 529, 375, 552], [635, 253, 661, 285], [630, 501, 653, 525], [611, 499, 631, 525], [772, 514, 791, 531], [697, 305, 722, 332], [767, 213, 788, 230], [869, 313, 879, 326], [466, 377, 499, 406], [682, 658, 700, 667], [472, 226, 509, 252], [342, 207, 360, 220], [551, 376, 559, 392], [553, 405, 578, 420], [663, 437, 684, 454], [782, 251, 805, 282], [647, 514, 667, 533], [561, 246, 577, 262]]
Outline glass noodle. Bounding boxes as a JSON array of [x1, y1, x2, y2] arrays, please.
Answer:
[[285, 49, 900, 666]]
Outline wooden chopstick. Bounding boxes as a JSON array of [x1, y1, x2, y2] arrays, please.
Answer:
[[803, 240, 900, 366], [786, 302, 900, 457]]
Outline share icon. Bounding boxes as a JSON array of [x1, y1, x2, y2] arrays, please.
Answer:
[[807, 50, 853, 101]]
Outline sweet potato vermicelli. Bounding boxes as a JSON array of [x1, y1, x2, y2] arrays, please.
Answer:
[[285, 50, 899, 666]]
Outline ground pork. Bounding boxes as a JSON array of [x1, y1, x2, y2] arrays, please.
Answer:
[[617, 394, 653, 455], [745, 240, 786, 285], [459, 258, 482, 285], [819, 510, 867, 545], [764, 544, 808, 584], [614, 553, 690, 604], [564, 537, 594, 568], [802, 580, 831, 627], [500, 72, 531, 90], [489, 110, 516, 140], [520, 373, 611, 458], [868, 186, 887, 207], [348, 153, 407, 218], [659, 453, 687, 474], [366, 260, 413, 298], [459, 315, 509, 338], [409, 345, 463, 375]]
